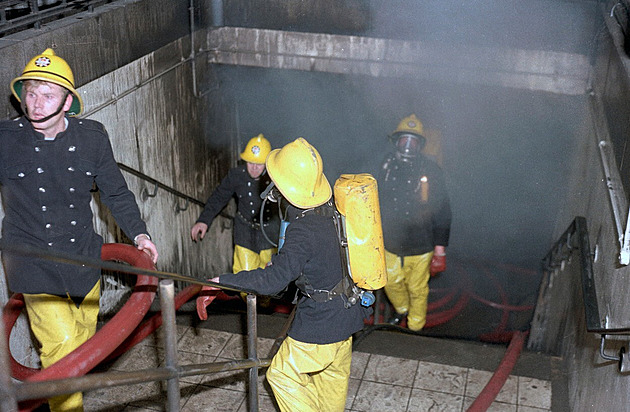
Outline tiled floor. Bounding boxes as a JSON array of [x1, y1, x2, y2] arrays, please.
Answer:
[[83, 324, 552, 411]]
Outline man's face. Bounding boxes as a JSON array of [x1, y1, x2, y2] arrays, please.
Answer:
[[246, 162, 265, 179], [23, 81, 71, 132]]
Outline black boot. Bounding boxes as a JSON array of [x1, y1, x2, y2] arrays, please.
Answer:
[[387, 312, 407, 325]]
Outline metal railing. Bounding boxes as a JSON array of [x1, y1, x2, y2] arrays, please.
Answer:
[[540, 217, 601, 333], [538, 216, 630, 372], [117, 162, 232, 220], [0, 243, 283, 411]]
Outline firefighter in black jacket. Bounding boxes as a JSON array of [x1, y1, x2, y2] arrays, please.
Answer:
[[190, 134, 277, 273], [199, 138, 369, 412], [1, 48, 158, 411], [378, 114, 452, 331]]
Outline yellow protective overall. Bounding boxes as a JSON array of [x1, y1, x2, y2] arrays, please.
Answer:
[[23, 280, 100, 412], [384, 250, 433, 331], [267, 336, 353, 412], [234, 245, 276, 303], [232, 244, 275, 273]]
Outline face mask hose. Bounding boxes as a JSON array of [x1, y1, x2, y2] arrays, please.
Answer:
[[259, 182, 287, 249]]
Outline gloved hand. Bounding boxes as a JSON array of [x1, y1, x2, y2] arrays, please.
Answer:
[[430, 254, 446, 277], [196, 284, 220, 320]]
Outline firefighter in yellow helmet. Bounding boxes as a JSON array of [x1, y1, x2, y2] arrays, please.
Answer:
[[378, 114, 452, 331], [2, 48, 158, 411], [191, 134, 279, 277], [202, 138, 369, 411], [11, 47, 84, 118]]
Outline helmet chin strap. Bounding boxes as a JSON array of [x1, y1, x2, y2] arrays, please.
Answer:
[[21, 92, 68, 124]]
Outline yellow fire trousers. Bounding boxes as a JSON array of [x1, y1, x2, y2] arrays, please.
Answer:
[[384, 249, 433, 331], [234, 245, 276, 303], [23, 280, 100, 412], [232, 244, 275, 273], [267, 336, 353, 412]]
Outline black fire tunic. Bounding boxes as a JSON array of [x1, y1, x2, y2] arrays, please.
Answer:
[[378, 153, 452, 257], [0, 117, 148, 299], [218, 205, 368, 344], [196, 164, 278, 252]]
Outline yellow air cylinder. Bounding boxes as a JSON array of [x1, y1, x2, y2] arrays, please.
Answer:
[[333, 173, 387, 290]]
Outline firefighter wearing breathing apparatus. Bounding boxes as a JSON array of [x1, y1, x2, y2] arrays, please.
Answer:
[[203, 138, 372, 412], [1, 48, 158, 411], [378, 114, 452, 331], [191, 134, 278, 274]]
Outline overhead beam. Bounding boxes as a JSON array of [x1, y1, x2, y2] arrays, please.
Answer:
[[207, 26, 590, 95]]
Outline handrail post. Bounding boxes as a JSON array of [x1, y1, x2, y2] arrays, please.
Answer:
[[0, 306, 18, 412], [246, 294, 259, 412], [160, 279, 180, 411]]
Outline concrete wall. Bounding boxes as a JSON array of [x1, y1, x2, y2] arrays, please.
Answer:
[[529, 3, 630, 411], [0, 0, 234, 369]]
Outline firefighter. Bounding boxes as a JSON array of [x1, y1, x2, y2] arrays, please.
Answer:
[[377, 114, 452, 331], [191, 134, 278, 274], [199, 138, 369, 412], [1, 48, 158, 411]]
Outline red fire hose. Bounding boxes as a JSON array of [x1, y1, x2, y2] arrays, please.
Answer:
[[2, 244, 158, 411], [466, 331, 527, 412], [104, 283, 202, 362]]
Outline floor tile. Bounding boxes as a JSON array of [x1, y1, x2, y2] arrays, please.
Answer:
[[345, 377, 361, 410], [258, 337, 278, 359], [237, 392, 279, 412], [81, 328, 554, 411], [130, 381, 200, 411], [364, 353, 419, 386], [350, 351, 370, 379], [180, 384, 246, 411], [518, 376, 552, 410], [177, 327, 233, 357], [108, 344, 162, 371], [465, 368, 518, 404], [414, 361, 468, 395], [200, 357, 249, 392], [139, 324, 190, 348], [171, 350, 216, 384], [217, 334, 275, 360], [463, 396, 517, 411], [84, 385, 122, 409], [350, 380, 412, 411], [518, 406, 551, 412], [408, 388, 464, 412]]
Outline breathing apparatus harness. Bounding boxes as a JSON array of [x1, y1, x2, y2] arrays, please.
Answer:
[[260, 182, 375, 309]]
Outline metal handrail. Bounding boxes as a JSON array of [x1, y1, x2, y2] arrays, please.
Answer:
[[0, 243, 282, 411], [541, 217, 604, 333], [117, 163, 205, 208], [540, 217, 630, 372], [117, 162, 233, 221]]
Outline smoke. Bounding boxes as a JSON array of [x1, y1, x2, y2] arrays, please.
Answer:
[[211, 0, 599, 275]]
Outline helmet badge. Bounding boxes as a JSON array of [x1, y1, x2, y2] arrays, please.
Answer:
[[407, 120, 417, 128], [34, 56, 51, 67], [251, 145, 261, 155]]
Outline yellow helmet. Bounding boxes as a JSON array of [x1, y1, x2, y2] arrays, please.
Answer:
[[390, 114, 427, 161], [266, 138, 332, 208], [10, 48, 83, 116], [240, 134, 271, 164], [392, 114, 424, 138]]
